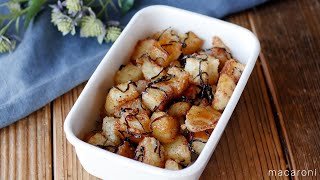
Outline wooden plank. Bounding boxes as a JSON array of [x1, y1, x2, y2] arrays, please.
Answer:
[[249, 0, 320, 175], [200, 13, 287, 179], [53, 83, 99, 180], [0, 105, 52, 180]]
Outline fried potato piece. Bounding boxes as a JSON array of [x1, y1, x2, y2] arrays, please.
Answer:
[[212, 74, 236, 111], [167, 67, 190, 97], [165, 159, 182, 170], [157, 29, 182, 65], [189, 131, 211, 154], [220, 59, 245, 83], [131, 39, 169, 66], [117, 141, 135, 159], [141, 55, 165, 80], [180, 31, 204, 55], [135, 137, 165, 168], [118, 109, 152, 135], [150, 112, 179, 143], [105, 81, 139, 116], [142, 81, 174, 111], [212, 59, 245, 110], [163, 135, 191, 166], [182, 85, 201, 100], [184, 54, 219, 85], [185, 106, 221, 132], [168, 102, 192, 118], [86, 132, 107, 146], [102, 116, 121, 146], [135, 79, 149, 93], [211, 36, 232, 69], [114, 97, 150, 118], [114, 63, 144, 85]]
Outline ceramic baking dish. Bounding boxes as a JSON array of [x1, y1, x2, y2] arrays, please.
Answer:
[[64, 5, 260, 180]]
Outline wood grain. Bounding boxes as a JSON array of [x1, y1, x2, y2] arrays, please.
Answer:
[[0, 105, 52, 180], [249, 0, 320, 175], [200, 13, 287, 180], [53, 83, 99, 180]]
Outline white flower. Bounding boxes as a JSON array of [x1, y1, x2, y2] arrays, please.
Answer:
[[80, 13, 106, 44], [0, 35, 16, 53], [105, 26, 121, 43], [66, 0, 82, 13], [51, 11, 76, 36]]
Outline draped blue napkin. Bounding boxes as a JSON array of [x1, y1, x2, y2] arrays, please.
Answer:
[[0, 0, 266, 128]]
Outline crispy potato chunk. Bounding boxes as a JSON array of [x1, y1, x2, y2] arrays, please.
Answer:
[[142, 82, 174, 111], [150, 112, 179, 143], [141, 56, 165, 80], [212, 74, 236, 111], [114, 98, 150, 118], [184, 54, 219, 85], [114, 63, 144, 85], [86, 132, 107, 146], [163, 135, 191, 165], [220, 59, 245, 83], [131, 39, 168, 65], [212, 59, 245, 110], [185, 106, 221, 132], [117, 141, 135, 158], [135, 79, 149, 93], [165, 159, 182, 170], [211, 36, 232, 69], [135, 137, 165, 168], [168, 102, 192, 118], [180, 31, 204, 55], [182, 85, 201, 100], [105, 81, 139, 116], [118, 109, 152, 135], [102, 116, 121, 146], [157, 29, 182, 65], [167, 67, 190, 97], [189, 131, 210, 154]]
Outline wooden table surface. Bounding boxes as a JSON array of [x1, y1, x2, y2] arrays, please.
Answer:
[[1, 0, 320, 179]]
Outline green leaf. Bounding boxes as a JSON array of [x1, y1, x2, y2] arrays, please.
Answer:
[[118, 0, 134, 14], [24, 0, 46, 29], [15, 16, 20, 33]]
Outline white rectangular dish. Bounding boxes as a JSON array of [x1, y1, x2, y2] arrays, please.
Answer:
[[64, 5, 260, 180]]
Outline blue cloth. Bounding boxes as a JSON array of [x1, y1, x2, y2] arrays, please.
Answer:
[[0, 0, 266, 128]]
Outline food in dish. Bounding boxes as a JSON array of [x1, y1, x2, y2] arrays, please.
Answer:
[[85, 28, 245, 169]]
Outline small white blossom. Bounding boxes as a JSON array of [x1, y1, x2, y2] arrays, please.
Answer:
[[80, 14, 106, 44], [0, 35, 16, 53], [105, 26, 121, 43]]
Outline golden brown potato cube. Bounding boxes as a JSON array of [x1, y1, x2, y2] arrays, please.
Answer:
[[135, 137, 165, 168], [161, 42, 182, 66], [119, 109, 152, 135], [182, 85, 201, 100], [150, 111, 179, 143], [212, 74, 236, 111], [114, 63, 144, 85], [168, 102, 192, 118], [102, 116, 121, 146], [185, 106, 221, 132], [211, 36, 232, 69], [157, 29, 180, 44], [114, 98, 150, 118], [132, 39, 169, 66], [167, 67, 190, 97], [114, 119, 146, 145], [180, 31, 204, 55], [184, 54, 219, 85], [165, 159, 182, 170], [220, 59, 245, 83], [105, 81, 139, 116], [135, 79, 149, 93], [189, 131, 210, 154], [117, 141, 135, 159], [86, 132, 107, 146], [163, 135, 191, 165], [142, 82, 174, 111], [141, 56, 165, 80]]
